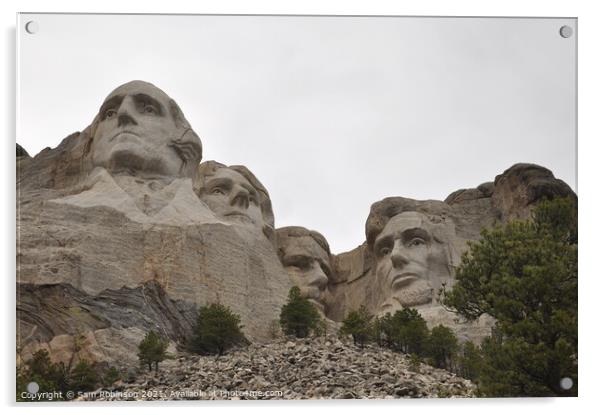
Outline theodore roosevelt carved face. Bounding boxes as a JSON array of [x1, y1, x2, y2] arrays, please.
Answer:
[[197, 161, 275, 240], [89, 80, 202, 179]]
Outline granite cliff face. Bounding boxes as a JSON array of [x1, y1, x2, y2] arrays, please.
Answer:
[[17, 80, 576, 366], [17, 81, 291, 365]]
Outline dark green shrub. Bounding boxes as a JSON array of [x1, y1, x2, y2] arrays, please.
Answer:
[[426, 325, 459, 370], [191, 303, 246, 355], [340, 305, 373, 347], [279, 286, 321, 338], [138, 330, 169, 373]]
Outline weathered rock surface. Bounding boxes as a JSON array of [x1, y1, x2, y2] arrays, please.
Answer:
[[490, 163, 575, 221], [77, 336, 475, 400], [17, 184, 290, 359], [17, 281, 196, 365], [16, 143, 30, 158]]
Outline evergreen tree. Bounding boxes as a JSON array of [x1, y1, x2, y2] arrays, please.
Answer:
[[390, 308, 430, 355], [279, 286, 321, 338], [375, 313, 396, 348], [138, 330, 169, 372], [457, 341, 483, 381], [69, 360, 99, 391], [339, 305, 373, 347], [441, 197, 577, 396], [191, 303, 246, 356], [426, 325, 459, 370], [16, 350, 69, 401], [102, 367, 121, 386]]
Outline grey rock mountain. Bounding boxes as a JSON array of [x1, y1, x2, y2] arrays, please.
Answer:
[[16, 80, 576, 366]]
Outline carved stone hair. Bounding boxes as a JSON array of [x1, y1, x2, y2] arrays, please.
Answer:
[[365, 197, 451, 253], [275, 226, 332, 258]]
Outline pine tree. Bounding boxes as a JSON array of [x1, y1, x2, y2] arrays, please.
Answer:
[[191, 303, 246, 356], [340, 305, 373, 347], [426, 325, 459, 370], [69, 360, 99, 391], [457, 341, 482, 381], [279, 286, 321, 338], [441, 197, 577, 396], [16, 350, 69, 401], [137, 330, 169, 373], [390, 308, 430, 355]]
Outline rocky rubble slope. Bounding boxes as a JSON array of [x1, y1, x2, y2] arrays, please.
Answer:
[[79, 336, 475, 400]]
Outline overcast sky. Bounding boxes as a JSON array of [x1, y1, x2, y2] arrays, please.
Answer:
[[17, 14, 577, 254]]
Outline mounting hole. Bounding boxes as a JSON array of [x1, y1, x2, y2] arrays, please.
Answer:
[[25, 21, 39, 34], [559, 25, 573, 38], [560, 377, 573, 390], [26, 381, 39, 394]]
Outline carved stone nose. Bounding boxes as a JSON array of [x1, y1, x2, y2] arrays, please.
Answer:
[[390, 244, 409, 269], [309, 262, 329, 289], [117, 96, 139, 127], [118, 113, 137, 127], [231, 190, 249, 209]]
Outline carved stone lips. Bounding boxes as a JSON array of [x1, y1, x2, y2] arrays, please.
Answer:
[[390, 273, 420, 288], [110, 130, 141, 141], [223, 211, 251, 220]]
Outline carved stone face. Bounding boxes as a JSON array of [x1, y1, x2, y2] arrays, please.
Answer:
[[199, 167, 265, 228], [91, 81, 189, 178], [278, 235, 331, 313], [374, 211, 451, 312]]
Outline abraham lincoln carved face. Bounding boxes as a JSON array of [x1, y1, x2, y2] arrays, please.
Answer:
[[372, 211, 453, 313], [89, 80, 202, 179]]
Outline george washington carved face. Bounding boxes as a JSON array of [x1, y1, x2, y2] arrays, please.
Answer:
[[373, 211, 452, 313], [90, 80, 202, 179]]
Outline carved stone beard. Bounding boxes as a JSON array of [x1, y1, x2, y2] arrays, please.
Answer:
[[390, 278, 434, 308], [377, 280, 434, 315], [105, 148, 180, 180]]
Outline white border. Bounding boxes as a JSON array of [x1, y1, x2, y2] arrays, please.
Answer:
[[2, 1, 600, 414]]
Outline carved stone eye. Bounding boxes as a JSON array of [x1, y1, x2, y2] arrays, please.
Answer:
[[380, 247, 391, 256], [144, 105, 157, 114], [211, 188, 224, 195], [105, 109, 117, 119], [408, 238, 425, 247]]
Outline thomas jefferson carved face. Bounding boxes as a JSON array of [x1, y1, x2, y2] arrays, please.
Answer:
[[199, 167, 265, 228], [90, 81, 202, 179], [374, 211, 451, 313], [277, 228, 332, 314]]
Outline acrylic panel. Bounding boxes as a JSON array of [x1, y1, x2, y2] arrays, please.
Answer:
[[16, 13, 577, 401]]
